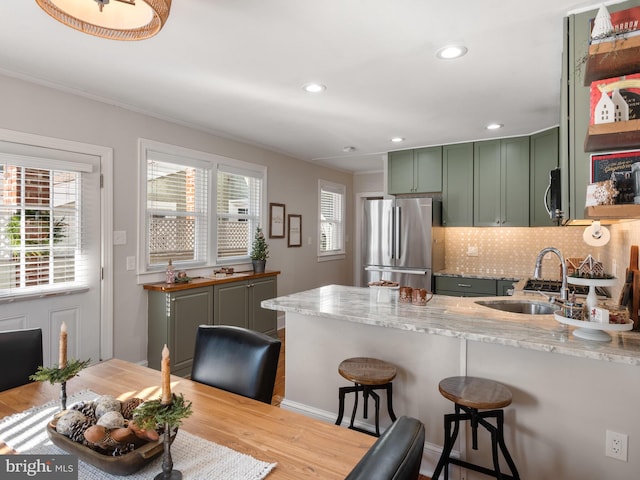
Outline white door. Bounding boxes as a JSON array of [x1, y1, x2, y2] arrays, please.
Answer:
[[0, 132, 110, 367]]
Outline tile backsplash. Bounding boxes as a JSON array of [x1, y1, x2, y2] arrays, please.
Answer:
[[444, 220, 640, 301], [444, 226, 604, 280]]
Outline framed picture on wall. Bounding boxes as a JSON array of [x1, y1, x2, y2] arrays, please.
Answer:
[[288, 214, 302, 247], [269, 203, 286, 238]]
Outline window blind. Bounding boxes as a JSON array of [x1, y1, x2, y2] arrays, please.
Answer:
[[0, 163, 84, 296], [216, 166, 263, 260], [146, 158, 209, 267], [319, 181, 345, 255]]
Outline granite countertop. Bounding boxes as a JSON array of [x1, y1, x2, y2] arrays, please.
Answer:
[[262, 284, 640, 366]]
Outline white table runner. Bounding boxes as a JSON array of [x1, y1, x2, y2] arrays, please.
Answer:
[[0, 390, 277, 480]]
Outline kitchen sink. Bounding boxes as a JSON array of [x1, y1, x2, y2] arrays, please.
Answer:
[[475, 299, 556, 315]]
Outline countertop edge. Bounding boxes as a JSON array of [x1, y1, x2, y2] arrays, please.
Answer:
[[261, 285, 640, 366]]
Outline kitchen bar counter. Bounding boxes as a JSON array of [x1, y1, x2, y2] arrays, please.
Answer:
[[265, 284, 640, 479], [262, 284, 640, 365]]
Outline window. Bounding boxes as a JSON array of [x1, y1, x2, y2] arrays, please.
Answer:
[[0, 157, 91, 297], [140, 140, 265, 272], [216, 166, 263, 260], [318, 180, 346, 257]]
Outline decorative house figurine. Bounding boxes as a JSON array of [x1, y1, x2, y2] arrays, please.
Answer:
[[564, 257, 584, 277], [577, 255, 606, 278]]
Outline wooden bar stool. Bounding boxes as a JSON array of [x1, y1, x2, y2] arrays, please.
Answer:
[[335, 357, 397, 436], [432, 376, 520, 480]]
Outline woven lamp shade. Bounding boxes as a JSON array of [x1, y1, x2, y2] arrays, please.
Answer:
[[35, 0, 171, 41]]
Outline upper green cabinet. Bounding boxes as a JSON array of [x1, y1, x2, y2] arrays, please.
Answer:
[[530, 128, 559, 227], [442, 143, 474, 226], [387, 146, 442, 194], [474, 137, 530, 227]]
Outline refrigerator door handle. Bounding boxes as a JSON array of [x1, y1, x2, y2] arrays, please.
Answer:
[[364, 266, 429, 275], [394, 206, 401, 259]]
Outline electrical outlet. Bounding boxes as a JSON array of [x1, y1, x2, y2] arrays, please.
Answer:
[[606, 430, 628, 461], [466, 246, 478, 257]]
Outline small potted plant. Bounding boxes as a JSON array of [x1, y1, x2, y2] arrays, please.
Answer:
[[250, 227, 269, 273]]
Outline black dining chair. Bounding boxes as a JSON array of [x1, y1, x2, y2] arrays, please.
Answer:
[[0, 328, 43, 392], [191, 325, 281, 404], [345, 416, 425, 480]]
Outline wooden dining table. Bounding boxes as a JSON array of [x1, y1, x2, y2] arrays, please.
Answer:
[[0, 358, 375, 479]]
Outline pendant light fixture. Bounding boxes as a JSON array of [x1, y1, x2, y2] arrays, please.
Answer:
[[35, 0, 171, 41]]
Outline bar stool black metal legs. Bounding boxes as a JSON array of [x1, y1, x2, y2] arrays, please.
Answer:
[[336, 382, 397, 436], [432, 376, 520, 480], [335, 357, 397, 437]]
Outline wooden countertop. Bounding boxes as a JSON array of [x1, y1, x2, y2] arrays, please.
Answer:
[[143, 270, 280, 292], [0, 358, 373, 478]]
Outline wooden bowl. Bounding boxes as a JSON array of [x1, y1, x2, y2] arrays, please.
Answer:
[[47, 420, 166, 476]]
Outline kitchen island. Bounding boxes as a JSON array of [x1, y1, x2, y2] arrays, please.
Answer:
[[263, 285, 640, 479]]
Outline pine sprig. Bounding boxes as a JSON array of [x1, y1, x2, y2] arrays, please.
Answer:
[[29, 358, 91, 384], [132, 393, 193, 431]]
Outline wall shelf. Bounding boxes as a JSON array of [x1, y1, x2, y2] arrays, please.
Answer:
[[585, 204, 640, 219], [584, 119, 640, 151], [583, 35, 640, 85]]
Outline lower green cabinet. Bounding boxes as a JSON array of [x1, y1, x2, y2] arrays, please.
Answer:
[[435, 276, 518, 297], [147, 286, 213, 378], [147, 273, 278, 377], [214, 276, 277, 338]]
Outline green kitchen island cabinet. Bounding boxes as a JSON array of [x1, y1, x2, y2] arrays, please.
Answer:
[[145, 271, 279, 377], [387, 146, 442, 194]]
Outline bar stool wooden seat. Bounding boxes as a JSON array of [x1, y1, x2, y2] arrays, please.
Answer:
[[432, 376, 520, 480], [335, 357, 397, 437]]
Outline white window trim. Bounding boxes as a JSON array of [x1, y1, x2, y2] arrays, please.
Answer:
[[317, 179, 346, 260], [138, 139, 267, 279]]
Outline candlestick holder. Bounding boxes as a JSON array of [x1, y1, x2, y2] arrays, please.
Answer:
[[155, 422, 181, 480], [60, 380, 67, 411], [132, 393, 192, 480], [29, 358, 91, 411]]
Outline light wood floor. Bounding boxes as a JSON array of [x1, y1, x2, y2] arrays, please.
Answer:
[[271, 329, 431, 480]]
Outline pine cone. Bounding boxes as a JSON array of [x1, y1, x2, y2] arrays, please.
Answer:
[[70, 401, 97, 424], [121, 398, 144, 419], [68, 420, 93, 444]]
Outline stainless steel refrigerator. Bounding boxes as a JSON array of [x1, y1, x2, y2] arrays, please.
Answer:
[[362, 197, 444, 291]]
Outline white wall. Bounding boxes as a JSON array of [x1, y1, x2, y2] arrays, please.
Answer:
[[0, 73, 354, 363]]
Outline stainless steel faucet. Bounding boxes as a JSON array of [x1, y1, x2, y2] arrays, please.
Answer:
[[533, 247, 568, 302]]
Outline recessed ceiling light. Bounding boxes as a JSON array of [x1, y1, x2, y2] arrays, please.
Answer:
[[343, 146, 356, 153], [436, 45, 468, 60], [391, 137, 405, 143], [303, 83, 326, 93], [486, 123, 504, 130]]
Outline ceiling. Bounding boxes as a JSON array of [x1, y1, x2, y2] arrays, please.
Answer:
[[0, 1, 623, 173]]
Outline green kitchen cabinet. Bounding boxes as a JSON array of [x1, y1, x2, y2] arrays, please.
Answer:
[[530, 127, 559, 226], [213, 276, 277, 337], [497, 280, 517, 296], [474, 137, 529, 227], [147, 286, 213, 377], [442, 143, 474, 226], [435, 275, 497, 297], [388, 147, 442, 194]]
